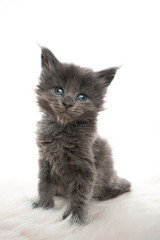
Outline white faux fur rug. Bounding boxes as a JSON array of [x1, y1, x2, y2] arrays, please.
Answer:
[[0, 178, 160, 240]]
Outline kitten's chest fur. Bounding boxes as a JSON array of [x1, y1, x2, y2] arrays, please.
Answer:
[[37, 116, 96, 190]]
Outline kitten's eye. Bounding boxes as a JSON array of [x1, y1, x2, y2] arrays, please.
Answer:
[[77, 94, 87, 102], [54, 87, 64, 95]]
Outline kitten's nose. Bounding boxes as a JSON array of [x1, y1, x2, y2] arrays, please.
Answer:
[[62, 96, 74, 109]]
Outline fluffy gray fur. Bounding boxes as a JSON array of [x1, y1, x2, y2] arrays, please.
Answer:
[[32, 47, 131, 225]]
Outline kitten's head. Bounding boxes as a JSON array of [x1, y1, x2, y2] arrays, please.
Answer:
[[36, 47, 118, 125]]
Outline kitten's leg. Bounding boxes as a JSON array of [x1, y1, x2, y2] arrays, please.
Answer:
[[63, 165, 95, 225], [93, 137, 131, 200], [32, 180, 54, 209], [97, 177, 131, 200], [32, 159, 54, 209]]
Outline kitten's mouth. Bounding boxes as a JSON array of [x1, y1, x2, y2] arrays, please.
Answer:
[[58, 109, 71, 116], [56, 109, 74, 124], [50, 103, 72, 118], [50, 103, 82, 124]]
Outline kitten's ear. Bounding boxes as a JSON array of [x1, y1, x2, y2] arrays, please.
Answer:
[[96, 67, 119, 87], [41, 47, 59, 68]]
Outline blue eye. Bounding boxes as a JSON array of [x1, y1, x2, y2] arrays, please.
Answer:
[[77, 94, 87, 102], [54, 87, 64, 95]]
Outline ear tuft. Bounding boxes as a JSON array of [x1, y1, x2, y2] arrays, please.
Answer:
[[97, 66, 119, 87], [41, 47, 59, 68]]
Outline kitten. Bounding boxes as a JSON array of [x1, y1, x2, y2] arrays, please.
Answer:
[[32, 47, 131, 225]]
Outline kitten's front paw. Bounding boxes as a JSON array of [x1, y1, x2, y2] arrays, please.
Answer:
[[70, 210, 88, 226], [32, 200, 40, 208], [63, 207, 88, 225], [32, 199, 54, 209]]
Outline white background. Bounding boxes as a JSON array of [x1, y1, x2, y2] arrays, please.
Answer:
[[0, 0, 159, 183]]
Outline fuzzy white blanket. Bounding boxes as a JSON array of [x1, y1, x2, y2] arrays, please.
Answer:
[[0, 179, 160, 240]]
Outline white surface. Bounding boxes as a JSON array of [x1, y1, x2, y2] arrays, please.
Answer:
[[0, 178, 160, 240], [0, 0, 159, 183]]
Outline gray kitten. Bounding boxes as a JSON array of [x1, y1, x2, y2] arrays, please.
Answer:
[[32, 47, 131, 225]]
